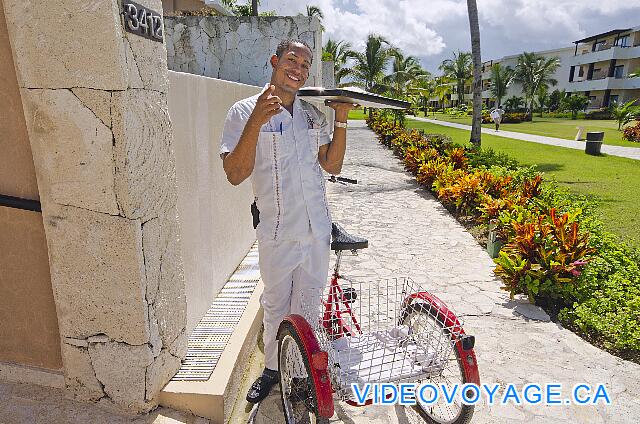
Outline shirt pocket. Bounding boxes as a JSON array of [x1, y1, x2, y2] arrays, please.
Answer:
[[256, 131, 282, 173]]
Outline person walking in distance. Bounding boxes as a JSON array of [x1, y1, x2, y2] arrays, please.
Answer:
[[219, 39, 357, 403], [490, 105, 505, 131]]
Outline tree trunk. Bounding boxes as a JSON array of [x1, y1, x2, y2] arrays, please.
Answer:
[[251, 0, 258, 16], [467, 0, 482, 147]]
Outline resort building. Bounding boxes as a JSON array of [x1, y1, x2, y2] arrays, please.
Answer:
[[481, 46, 575, 108], [566, 26, 640, 109]]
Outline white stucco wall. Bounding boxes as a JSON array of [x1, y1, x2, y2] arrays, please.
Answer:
[[168, 71, 259, 334], [165, 16, 323, 88]]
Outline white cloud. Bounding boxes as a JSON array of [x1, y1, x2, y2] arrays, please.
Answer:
[[259, 0, 640, 71]]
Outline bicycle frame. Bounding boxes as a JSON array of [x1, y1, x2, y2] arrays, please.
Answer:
[[322, 250, 362, 339]]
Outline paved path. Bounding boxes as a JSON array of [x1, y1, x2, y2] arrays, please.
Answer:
[[0, 380, 209, 424], [252, 120, 640, 423], [411, 116, 640, 161]]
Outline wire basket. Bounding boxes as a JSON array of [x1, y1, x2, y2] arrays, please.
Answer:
[[300, 277, 465, 402]]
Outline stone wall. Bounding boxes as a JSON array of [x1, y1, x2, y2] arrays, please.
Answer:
[[2, 0, 186, 413], [164, 16, 323, 87], [322, 61, 335, 89]]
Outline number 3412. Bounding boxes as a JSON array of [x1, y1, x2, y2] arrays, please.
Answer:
[[123, 3, 163, 41]]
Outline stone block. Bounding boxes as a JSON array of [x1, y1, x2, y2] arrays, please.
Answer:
[[89, 341, 155, 413], [3, 0, 127, 90], [70, 88, 112, 129], [123, 37, 145, 90], [145, 348, 181, 402], [168, 328, 188, 359], [44, 204, 149, 345], [148, 305, 162, 357], [60, 344, 104, 401], [120, 0, 168, 93], [143, 208, 187, 347], [20, 88, 119, 215], [111, 89, 176, 221]]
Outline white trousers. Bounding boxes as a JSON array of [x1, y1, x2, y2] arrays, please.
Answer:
[[258, 231, 330, 370]]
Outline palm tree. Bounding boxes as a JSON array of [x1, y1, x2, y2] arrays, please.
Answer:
[[304, 5, 324, 31], [434, 76, 454, 110], [384, 50, 428, 98], [347, 35, 394, 117], [467, 0, 482, 146], [408, 77, 436, 116], [323, 39, 352, 86], [504, 95, 524, 112], [439, 51, 472, 108], [489, 63, 514, 108], [513, 52, 561, 119], [629, 71, 640, 78], [347, 34, 394, 104]]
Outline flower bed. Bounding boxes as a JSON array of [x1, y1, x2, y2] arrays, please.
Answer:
[[367, 112, 640, 359]]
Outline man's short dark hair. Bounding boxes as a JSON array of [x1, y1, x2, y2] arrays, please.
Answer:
[[275, 39, 313, 62]]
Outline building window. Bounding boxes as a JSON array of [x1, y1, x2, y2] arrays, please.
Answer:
[[578, 66, 584, 77], [614, 35, 630, 47], [614, 65, 624, 79], [589, 96, 597, 103]]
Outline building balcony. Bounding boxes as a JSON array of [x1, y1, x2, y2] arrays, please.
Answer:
[[566, 76, 640, 92], [569, 45, 640, 66]]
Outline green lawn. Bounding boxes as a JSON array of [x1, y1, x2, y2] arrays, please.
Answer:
[[406, 119, 640, 247], [348, 109, 368, 120], [419, 112, 640, 148]]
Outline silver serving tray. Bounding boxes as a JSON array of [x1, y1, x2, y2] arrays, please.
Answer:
[[298, 87, 410, 110]]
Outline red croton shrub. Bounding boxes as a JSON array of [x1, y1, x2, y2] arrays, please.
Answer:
[[622, 121, 640, 142]]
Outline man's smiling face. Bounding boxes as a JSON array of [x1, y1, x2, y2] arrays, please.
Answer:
[[270, 42, 312, 94]]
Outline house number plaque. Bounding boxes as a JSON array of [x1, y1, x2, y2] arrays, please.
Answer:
[[122, 2, 163, 42]]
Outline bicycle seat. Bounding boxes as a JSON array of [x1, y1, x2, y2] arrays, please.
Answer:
[[331, 223, 368, 251]]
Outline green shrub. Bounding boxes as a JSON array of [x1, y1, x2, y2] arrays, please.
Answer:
[[559, 231, 640, 351], [584, 108, 613, 120]]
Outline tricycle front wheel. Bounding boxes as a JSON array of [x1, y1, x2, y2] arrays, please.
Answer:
[[278, 321, 331, 424]]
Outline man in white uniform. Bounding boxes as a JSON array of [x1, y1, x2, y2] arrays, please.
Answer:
[[220, 39, 356, 403], [490, 105, 505, 131]]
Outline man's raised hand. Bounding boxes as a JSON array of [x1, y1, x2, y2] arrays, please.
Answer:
[[248, 84, 282, 128]]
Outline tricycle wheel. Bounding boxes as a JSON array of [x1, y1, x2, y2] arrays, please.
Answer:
[[278, 320, 331, 424], [401, 303, 476, 424]]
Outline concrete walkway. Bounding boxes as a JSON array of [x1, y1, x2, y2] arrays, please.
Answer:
[[411, 116, 640, 161], [251, 120, 640, 423]]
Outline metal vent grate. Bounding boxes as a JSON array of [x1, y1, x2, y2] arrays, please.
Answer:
[[171, 243, 260, 381]]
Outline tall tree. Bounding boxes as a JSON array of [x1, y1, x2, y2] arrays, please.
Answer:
[[251, 0, 257, 15], [384, 50, 428, 98], [434, 76, 454, 110], [439, 51, 472, 108], [513, 52, 561, 119], [489, 63, 514, 108], [408, 76, 436, 116], [323, 39, 352, 86], [303, 5, 324, 31], [467, 0, 482, 146], [347, 34, 394, 117]]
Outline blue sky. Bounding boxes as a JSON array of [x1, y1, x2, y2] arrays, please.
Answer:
[[260, 0, 640, 73]]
